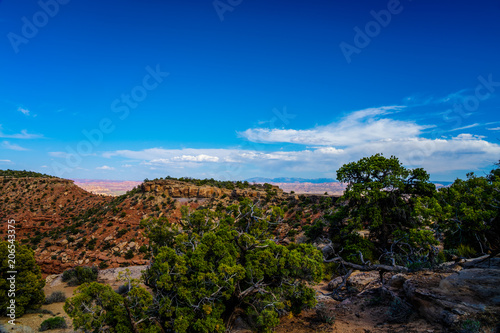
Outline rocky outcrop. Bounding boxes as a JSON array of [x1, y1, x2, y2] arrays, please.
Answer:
[[141, 180, 278, 199], [326, 257, 500, 329], [401, 266, 500, 328]]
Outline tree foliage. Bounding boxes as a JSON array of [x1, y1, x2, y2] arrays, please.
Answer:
[[0, 169, 56, 178], [64, 270, 160, 333], [142, 198, 323, 332], [418, 163, 500, 254], [62, 266, 99, 286], [65, 200, 323, 332], [0, 241, 45, 317], [335, 154, 437, 263], [147, 176, 255, 191]]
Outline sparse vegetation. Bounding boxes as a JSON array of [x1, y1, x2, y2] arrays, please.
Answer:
[[124, 249, 134, 259], [39, 316, 67, 331], [62, 266, 98, 286], [45, 291, 66, 304], [3, 156, 500, 331], [0, 169, 56, 178]]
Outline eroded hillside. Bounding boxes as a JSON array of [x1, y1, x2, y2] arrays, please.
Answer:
[[0, 176, 337, 274]]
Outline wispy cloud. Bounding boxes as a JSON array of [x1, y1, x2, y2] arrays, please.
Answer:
[[0, 125, 43, 139], [1, 141, 29, 151], [96, 165, 115, 170], [238, 106, 430, 146], [101, 105, 500, 178], [488, 127, 500, 131], [49, 151, 71, 158], [0, 159, 13, 164], [18, 107, 30, 116], [436, 89, 470, 104], [449, 123, 481, 132], [103, 135, 500, 177]]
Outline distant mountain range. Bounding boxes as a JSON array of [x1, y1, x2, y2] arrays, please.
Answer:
[[247, 177, 453, 187], [246, 177, 337, 184]]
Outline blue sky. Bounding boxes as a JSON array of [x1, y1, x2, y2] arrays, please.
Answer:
[[1, 0, 499, 181]]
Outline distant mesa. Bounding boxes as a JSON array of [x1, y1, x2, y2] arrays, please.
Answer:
[[246, 177, 337, 184]]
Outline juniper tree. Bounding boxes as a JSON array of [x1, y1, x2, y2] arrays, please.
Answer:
[[335, 154, 437, 264]]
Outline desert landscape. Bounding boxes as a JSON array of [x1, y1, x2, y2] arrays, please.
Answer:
[[1, 166, 499, 332], [1, 0, 499, 332]]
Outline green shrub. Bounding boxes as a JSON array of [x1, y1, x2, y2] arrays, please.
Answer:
[[456, 244, 477, 258], [437, 251, 446, 263], [303, 219, 325, 241], [459, 319, 482, 333], [87, 238, 97, 250], [116, 229, 128, 238], [124, 249, 134, 259], [341, 233, 375, 265], [45, 291, 66, 304], [62, 266, 98, 286], [322, 262, 339, 280], [39, 316, 67, 331], [0, 241, 45, 317]]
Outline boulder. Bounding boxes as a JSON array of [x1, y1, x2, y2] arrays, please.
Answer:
[[328, 276, 343, 291], [403, 269, 500, 326], [463, 257, 500, 270], [348, 270, 380, 289], [439, 269, 500, 306], [388, 273, 407, 289]]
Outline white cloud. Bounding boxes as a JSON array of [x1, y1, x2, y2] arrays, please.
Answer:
[[18, 107, 30, 116], [0, 125, 43, 139], [96, 165, 115, 170], [100, 106, 500, 179], [449, 123, 481, 132], [238, 106, 430, 147], [102, 134, 500, 177], [0, 159, 13, 164], [1, 141, 28, 151], [488, 127, 500, 131], [171, 154, 220, 163], [104, 148, 242, 162]]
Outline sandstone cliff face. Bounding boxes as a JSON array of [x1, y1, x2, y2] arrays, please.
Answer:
[[140, 179, 283, 199]]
